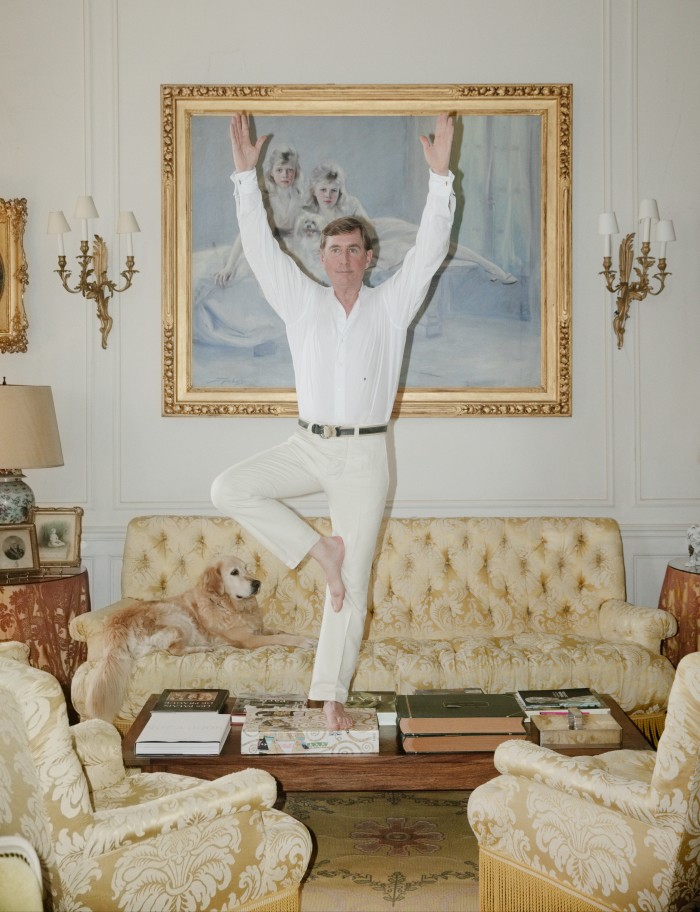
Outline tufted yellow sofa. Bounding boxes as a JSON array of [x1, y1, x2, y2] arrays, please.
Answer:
[[70, 515, 677, 738], [0, 641, 311, 912]]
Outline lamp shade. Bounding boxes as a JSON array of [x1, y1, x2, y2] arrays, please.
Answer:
[[0, 383, 63, 469], [116, 211, 140, 234], [46, 211, 71, 235], [73, 196, 99, 220], [656, 219, 676, 242]]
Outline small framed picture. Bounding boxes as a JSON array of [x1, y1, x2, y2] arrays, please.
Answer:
[[30, 507, 83, 567], [0, 524, 39, 571]]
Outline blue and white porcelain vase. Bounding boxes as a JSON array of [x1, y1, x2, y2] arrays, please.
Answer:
[[0, 471, 35, 524]]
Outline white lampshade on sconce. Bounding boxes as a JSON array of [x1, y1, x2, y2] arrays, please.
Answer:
[[0, 381, 64, 524]]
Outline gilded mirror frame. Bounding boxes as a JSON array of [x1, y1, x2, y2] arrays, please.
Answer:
[[0, 198, 29, 353]]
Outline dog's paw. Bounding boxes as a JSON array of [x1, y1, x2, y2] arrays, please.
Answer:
[[298, 636, 318, 649]]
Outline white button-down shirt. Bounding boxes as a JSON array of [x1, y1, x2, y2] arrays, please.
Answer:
[[232, 168, 455, 425]]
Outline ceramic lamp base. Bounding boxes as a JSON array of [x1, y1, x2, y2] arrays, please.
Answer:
[[0, 472, 35, 524]]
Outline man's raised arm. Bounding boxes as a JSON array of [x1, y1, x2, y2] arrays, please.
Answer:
[[229, 113, 268, 173], [419, 113, 454, 176]]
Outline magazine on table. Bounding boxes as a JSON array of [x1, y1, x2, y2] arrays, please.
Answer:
[[514, 687, 608, 717]]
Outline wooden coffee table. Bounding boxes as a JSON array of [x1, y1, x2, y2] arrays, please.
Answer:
[[122, 694, 652, 792]]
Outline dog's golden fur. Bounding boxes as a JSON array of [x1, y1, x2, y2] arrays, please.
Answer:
[[84, 556, 316, 722]]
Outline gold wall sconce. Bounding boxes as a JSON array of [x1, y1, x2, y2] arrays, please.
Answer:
[[598, 200, 675, 349], [47, 198, 140, 349]]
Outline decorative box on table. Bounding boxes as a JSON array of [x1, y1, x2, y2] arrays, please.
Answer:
[[531, 711, 622, 748], [241, 707, 379, 754]]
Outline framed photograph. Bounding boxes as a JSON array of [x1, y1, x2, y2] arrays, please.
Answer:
[[162, 84, 571, 417], [0, 198, 29, 353], [30, 506, 83, 567], [0, 524, 38, 572]]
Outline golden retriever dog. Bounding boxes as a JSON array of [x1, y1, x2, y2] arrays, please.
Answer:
[[84, 556, 316, 722]]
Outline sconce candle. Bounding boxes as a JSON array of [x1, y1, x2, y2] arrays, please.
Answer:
[[656, 219, 676, 259], [638, 198, 660, 244], [598, 212, 619, 258], [46, 210, 71, 256], [116, 211, 141, 257], [73, 196, 99, 242]]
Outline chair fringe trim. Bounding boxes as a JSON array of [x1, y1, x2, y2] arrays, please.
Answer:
[[479, 849, 610, 912], [630, 709, 666, 746], [238, 885, 301, 912]]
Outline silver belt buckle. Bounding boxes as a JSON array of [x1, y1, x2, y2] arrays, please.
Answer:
[[321, 424, 335, 439]]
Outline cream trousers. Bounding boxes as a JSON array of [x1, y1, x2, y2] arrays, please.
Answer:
[[210, 427, 390, 703]]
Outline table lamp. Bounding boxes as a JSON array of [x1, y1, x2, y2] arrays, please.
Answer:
[[0, 380, 64, 524]]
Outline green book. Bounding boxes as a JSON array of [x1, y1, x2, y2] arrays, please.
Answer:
[[396, 692, 525, 735]]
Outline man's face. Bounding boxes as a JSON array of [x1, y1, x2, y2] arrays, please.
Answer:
[[320, 229, 373, 288]]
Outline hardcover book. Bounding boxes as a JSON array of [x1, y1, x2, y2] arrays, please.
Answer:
[[241, 707, 379, 755], [229, 693, 307, 724], [401, 731, 527, 753], [514, 687, 607, 716], [152, 688, 229, 713], [135, 712, 231, 755], [346, 690, 397, 725], [396, 692, 526, 734]]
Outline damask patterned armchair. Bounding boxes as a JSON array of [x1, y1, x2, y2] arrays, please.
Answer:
[[0, 642, 311, 912], [467, 651, 700, 912]]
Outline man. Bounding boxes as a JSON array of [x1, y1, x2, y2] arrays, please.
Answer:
[[211, 112, 455, 730]]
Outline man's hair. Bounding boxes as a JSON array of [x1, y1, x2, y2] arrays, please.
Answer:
[[320, 216, 374, 252]]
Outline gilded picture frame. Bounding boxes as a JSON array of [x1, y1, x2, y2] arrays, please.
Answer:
[[0, 198, 29, 353], [30, 506, 83, 568], [162, 84, 571, 417], [0, 523, 38, 572]]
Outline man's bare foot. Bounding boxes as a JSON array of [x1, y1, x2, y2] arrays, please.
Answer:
[[324, 700, 354, 730], [310, 535, 345, 611]]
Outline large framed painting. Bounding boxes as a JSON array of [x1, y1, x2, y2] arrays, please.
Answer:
[[162, 84, 571, 417], [0, 198, 29, 354]]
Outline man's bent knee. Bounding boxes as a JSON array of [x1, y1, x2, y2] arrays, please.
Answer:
[[210, 468, 258, 515]]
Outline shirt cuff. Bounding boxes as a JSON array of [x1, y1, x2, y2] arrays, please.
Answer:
[[428, 169, 455, 194], [230, 169, 258, 192]]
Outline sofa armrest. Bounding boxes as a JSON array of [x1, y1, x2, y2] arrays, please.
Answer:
[[84, 768, 311, 908], [71, 719, 127, 792], [69, 598, 137, 660], [91, 767, 280, 840], [493, 739, 656, 824], [599, 598, 678, 652]]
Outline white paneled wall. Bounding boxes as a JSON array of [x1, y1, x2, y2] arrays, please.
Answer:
[[1, 0, 698, 614]]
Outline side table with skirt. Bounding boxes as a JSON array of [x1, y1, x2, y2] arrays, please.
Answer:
[[659, 558, 700, 667], [0, 566, 90, 719]]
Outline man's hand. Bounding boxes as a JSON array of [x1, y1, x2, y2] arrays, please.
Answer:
[[419, 113, 454, 177], [229, 113, 268, 173]]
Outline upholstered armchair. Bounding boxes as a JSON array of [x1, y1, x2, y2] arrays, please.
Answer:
[[467, 651, 700, 911], [0, 642, 311, 912]]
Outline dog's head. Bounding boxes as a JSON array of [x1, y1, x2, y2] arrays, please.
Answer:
[[201, 557, 261, 600]]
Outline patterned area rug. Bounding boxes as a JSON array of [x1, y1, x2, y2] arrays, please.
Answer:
[[277, 790, 479, 912]]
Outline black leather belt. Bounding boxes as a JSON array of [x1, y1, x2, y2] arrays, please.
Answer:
[[298, 419, 388, 439]]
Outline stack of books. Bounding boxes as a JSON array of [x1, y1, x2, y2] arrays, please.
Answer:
[[514, 687, 608, 717], [135, 688, 231, 756], [396, 692, 527, 753], [241, 706, 379, 754]]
